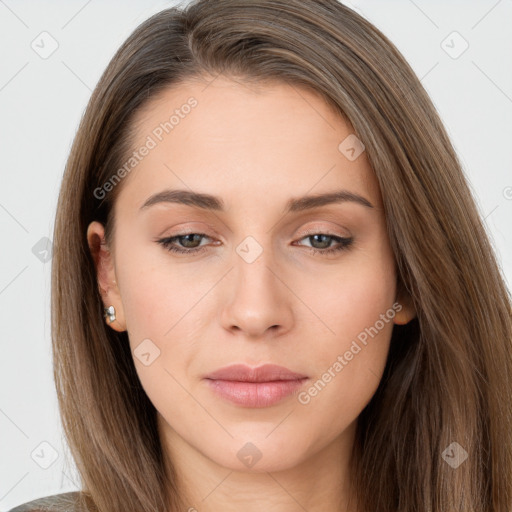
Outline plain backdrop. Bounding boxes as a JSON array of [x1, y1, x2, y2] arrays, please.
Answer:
[[0, 0, 511, 509]]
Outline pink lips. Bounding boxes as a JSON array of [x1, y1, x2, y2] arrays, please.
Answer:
[[203, 363, 308, 408]]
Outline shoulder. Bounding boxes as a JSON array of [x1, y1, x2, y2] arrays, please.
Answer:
[[7, 492, 86, 512]]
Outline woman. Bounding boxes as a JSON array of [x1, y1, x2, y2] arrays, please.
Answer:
[[10, 0, 512, 511]]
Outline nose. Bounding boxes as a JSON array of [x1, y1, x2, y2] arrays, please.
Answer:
[[219, 239, 294, 339]]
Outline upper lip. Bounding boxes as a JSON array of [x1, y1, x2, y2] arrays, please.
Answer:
[[204, 364, 308, 382]]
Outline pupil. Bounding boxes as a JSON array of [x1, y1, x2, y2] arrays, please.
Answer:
[[312, 234, 330, 249], [182, 234, 200, 247]]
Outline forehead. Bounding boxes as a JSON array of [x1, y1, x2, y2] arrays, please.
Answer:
[[116, 76, 382, 214]]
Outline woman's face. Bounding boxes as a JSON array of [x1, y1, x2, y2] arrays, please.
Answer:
[[88, 76, 413, 475]]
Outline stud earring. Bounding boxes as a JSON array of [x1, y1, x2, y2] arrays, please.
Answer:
[[104, 305, 116, 324]]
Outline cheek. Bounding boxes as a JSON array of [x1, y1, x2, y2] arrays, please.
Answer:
[[115, 259, 204, 419], [292, 243, 396, 418], [115, 239, 201, 338], [115, 245, 211, 383], [298, 273, 395, 395], [295, 242, 397, 343]]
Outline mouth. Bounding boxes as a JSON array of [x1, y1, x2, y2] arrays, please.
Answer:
[[203, 363, 309, 408]]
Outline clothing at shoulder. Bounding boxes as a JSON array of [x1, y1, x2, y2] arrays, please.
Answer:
[[8, 492, 86, 512]]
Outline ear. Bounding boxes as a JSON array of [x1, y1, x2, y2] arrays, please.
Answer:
[[86, 221, 126, 332], [393, 278, 416, 325]]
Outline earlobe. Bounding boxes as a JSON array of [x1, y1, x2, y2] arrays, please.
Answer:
[[86, 221, 127, 332], [393, 280, 417, 325]]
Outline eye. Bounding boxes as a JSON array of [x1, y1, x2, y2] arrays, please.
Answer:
[[157, 233, 212, 255], [157, 231, 353, 257], [294, 233, 353, 255]]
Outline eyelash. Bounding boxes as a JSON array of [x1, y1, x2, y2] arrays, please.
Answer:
[[157, 232, 353, 256]]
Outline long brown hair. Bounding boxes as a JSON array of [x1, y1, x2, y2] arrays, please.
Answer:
[[52, 1, 512, 510]]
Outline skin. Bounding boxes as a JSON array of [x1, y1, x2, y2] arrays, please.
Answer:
[[87, 75, 415, 512]]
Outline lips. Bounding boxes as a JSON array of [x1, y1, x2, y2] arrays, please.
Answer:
[[203, 364, 309, 408], [204, 363, 308, 382]]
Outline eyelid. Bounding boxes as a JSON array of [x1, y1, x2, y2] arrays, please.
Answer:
[[296, 223, 351, 238], [160, 222, 220, 239], [162, 221, 350, 240]]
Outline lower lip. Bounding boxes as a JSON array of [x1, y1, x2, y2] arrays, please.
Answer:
[[205, 378, 308, 407]]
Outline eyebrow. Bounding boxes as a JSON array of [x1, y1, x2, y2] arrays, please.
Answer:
[[139, 188, 374, 213]]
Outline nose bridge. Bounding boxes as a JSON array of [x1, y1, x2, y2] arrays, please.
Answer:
[[233, 233, 280, 300], [220, 232, 293, 336]]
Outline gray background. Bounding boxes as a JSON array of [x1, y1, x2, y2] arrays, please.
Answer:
[[1, 0, 511, 508]]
